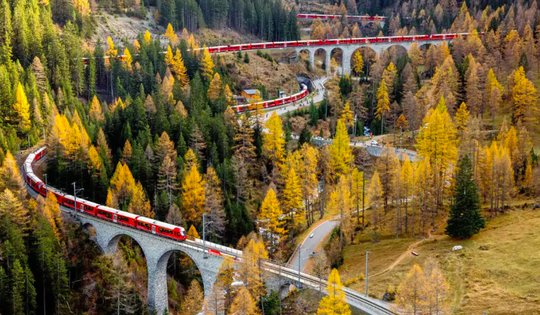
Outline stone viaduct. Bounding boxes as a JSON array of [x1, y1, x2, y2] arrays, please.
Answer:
[[295, 38, 451, 76]]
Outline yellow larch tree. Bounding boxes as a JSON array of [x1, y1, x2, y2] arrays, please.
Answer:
[[296, 144, 319, 223], [200, 46, 215, 81], [0, 151, 25, 194], [317, 269, 351, 315], [340, 101, 354, 127], [352, 50, 364, 76], [13, 83, 31, 133], [172, 49, 189, 86], [396, 264, 426, 314], [485, 68, 503, 117], [376, 79, 390, 134], [183, 148, 198, 171], [229, 287, 260, 315], [121, 140, 132, 163], [367, 170, 383, 230], [511, 66, 539, 128], [207, 72, 223, 103], [133, 39, 141, 53], [282, 166, 305, 228], [399, 156, 414, 234], [89, 95, 104, 122], [455, 102, 470, 133], [187, 225, 200, 239], [107, 162, 153, 217], [0, 189, 29, 231], [350, 168, 364, 226], [164, 23, 179, 46], [181, 164, 206, 226], [329, 119, 352, 179], [224, 84, 235, 107], [415, 96, 458, 217], [106, 36, 117, 58], [327, 175, 354, 243], [122, 47, 132, 71], [382, 62, 397, 101], [182, 280, 204, 315], [143, 30, 152, 44], [73, 0, 90, 16], [165, 45, 174, 65], [263, 112, 285, 164], [39, 192, 62, 237], [239, 238, 268, 300], [258, 188, 286, 246]]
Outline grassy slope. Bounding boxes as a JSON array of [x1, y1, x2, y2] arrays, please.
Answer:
[[339, 208, 540, 314]]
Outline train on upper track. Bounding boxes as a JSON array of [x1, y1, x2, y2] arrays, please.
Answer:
[[232, 84, 309, 113], [23, 147, 188, 242]]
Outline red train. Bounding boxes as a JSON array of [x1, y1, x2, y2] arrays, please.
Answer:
[[232, 84, 309, 113], [296, 13, 386, 22], [23, 147, 187, 242]]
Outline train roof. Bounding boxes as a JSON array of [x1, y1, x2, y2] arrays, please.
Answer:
[[155, 221, 184, 231], [115, 209, 139, 219], [136, 216, 156, 224]]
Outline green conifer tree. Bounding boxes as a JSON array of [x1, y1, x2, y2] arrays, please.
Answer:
[[446, 155, 485, 239]]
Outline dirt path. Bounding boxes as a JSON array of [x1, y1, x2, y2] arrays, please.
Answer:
[[369, 232, 434, 279]]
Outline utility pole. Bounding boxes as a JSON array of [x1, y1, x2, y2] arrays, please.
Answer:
[[72, 182, 83, 212], [297, 244, 301, 286], [362, 171, 365, 227], [365, 251, 369, 297], [203, 213, 207, 259]]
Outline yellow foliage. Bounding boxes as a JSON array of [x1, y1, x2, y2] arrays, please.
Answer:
[[207, 72, 223, 102], [164, 23, 178, 46], [282, 166, 305, 227], [143, 30, 152, 44], [200, 46, 215, 81], [340, 101, 354, 127], [512, 66, 539, 127], [172, 49, 189, 86], [262, 112, 285, 164], [229, 287, 260, 315], [0, 151, 24, 193], [376, 80, 390, 133], [122, 48, 133, 71], [455, 102, 470, 132], [329, 119, 352, 178], [13, 83, 31, 133], [89, 95, 104, 122], [187, 225, 200, 239], [106, 36, 117, 58], [72, 0, 90, 15], [181, 165, 206, 226], [258, 188, 286, 242], [352, 50, 363, 75], [317, 269, 351, 315]]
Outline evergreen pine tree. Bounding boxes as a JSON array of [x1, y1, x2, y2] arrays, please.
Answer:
[[446, 155, 485, 239]]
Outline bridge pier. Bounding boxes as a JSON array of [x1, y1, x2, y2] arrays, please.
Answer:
[[75, 212, 223, 315]]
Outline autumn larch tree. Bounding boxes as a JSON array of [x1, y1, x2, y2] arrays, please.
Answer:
[[204, 167, 226, 240], [317, 269, 351, 315], [263, 112, 285, 165], [352, 50, 364, 76], [12, 83, 31, 134], [376, 80, 390, 135], [367, 170, 383, 231], [182, 280, 203, 315], [446, 155, 485, 239], [511, 66, 539, 130], [229, 287, 260, 315], [172, 48, 189, 86], [282, 166, 305, 229], [207, 72, 222, 103], [258, 187, 285, 248], [329, 119, 352, 180], [415, 96, 458, 223], [200, 46, 215, 81], [239, 238, 268, 300], [396, 264, 426, 314], [181, 161, 206, 226], [164, 23, 179, 46]]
